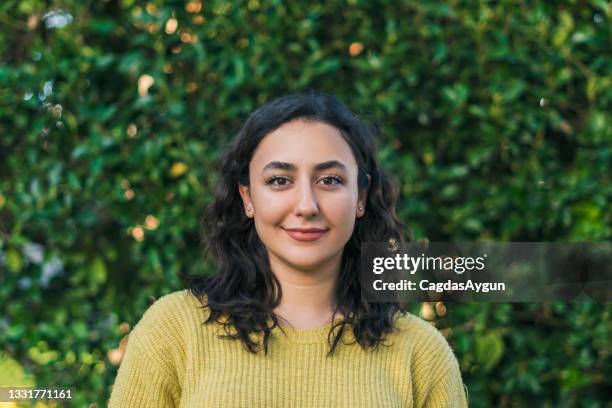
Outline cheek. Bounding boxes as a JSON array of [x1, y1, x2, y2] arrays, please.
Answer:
[[252, 195, 286, 230], [324, 194, 358, 227]]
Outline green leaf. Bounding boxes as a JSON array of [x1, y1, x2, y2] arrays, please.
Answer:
[[475, 332, 505, 373], [90, 18, 117, 34], [89, 256, 107, 292], [6, 248, 22, 273]]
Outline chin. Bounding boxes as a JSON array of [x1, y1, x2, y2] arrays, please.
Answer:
[[292, 261, 328, 272], [283, 251, 336, 270]]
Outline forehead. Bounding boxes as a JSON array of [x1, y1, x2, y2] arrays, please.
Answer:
[[250, 120, 357, 171]]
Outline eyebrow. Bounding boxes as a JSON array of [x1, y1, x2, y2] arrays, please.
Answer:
[[261, 160, 348, 174]]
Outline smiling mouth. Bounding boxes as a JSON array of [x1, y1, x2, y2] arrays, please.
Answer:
[[282, 228, 329, 242]]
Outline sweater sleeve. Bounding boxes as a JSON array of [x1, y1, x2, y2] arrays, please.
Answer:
[[402, 314, 468, 408], [420, 356, 468, 407], [108, 295, 184, 407]]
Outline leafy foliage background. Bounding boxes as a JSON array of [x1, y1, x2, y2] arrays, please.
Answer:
[[0, 0, 610, 406]]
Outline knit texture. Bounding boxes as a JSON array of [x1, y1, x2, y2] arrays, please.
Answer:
[[108, 290, 468, 407]]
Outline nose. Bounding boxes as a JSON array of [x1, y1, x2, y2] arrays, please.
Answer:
[[293, 179, 320, 218]]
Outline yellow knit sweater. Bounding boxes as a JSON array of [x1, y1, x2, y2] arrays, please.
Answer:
[[108, 290, 468, 407]]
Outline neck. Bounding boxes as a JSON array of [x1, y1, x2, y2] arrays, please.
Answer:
[[269, 253, 342, 329]]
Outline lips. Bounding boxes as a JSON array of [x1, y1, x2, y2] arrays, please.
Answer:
[[283, 227, 329, 242]]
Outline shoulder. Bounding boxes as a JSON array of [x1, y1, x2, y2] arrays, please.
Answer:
[[391, 311, 460, 374], [390, 312, 467, 405], [392, 311, 448, 344], [110, 291, 205, 406], [138, 289, 209, 322], [128, 289, 211, 352]]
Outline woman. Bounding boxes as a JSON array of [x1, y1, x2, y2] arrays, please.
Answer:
[[109, 91, 468, 407]]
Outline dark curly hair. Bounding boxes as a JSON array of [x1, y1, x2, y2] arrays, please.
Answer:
[[180, 90, 412, 357]]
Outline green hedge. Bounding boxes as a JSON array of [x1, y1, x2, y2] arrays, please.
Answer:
[[1, 0, 610, 406]]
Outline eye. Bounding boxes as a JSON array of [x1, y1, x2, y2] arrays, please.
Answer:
[[265, 176, 291, 187], [319, 176, 344, 186]]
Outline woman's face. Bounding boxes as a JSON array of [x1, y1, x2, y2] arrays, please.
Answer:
[[238, 119, 368, 273]]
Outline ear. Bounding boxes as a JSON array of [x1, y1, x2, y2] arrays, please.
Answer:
[[238, 184, 253, 218], [356, 174, 371, 218]]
